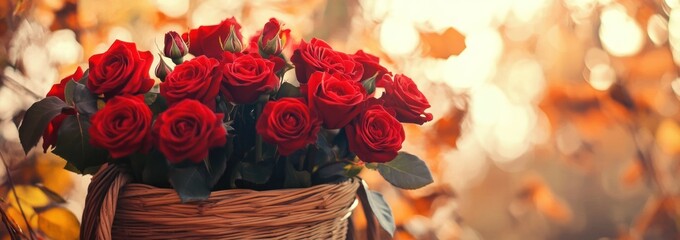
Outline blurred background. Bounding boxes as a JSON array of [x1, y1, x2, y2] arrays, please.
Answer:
[[1, 0, 680, 239]]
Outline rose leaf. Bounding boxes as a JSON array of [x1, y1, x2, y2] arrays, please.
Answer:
[[376, 152, 434, 189], [18, 97, 70, 153]]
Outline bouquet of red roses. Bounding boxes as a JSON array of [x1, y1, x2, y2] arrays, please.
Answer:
[[18, 17, 433, 235]]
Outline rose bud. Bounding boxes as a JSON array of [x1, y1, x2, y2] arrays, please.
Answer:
[[164, 31, 188, 60], [222, 25, 243, 53], [258, 18, 284, 57], [182, 17, 243, 58], [155, 55, 172, 81]]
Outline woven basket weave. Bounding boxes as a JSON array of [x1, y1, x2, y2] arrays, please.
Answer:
[[81, 164, 360, 240]]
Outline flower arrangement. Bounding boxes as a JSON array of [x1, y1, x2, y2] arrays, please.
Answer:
[[18, 17, 434, 235]]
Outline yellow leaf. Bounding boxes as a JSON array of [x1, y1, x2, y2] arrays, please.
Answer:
[[7, 185, 51, 208], [38, 207, 80, 240], [6, 205, 38, 233], [37, 153, 74, 196]]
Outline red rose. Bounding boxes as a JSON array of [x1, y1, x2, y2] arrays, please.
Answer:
[[182, 17, 243, 58], [307, 72, 366, 129], [220, 52, 279, 104], [381, 74, 433, 125], [41, 67, 84, 152], [290, 38, 364, 83], [87, 40, 154, 98], [256, 98, 320, 156], [160, 56, 221, 109], [153, 99, 226, 164], [351, 50, 390, 82], [89, 96, 153, 158], [346, 103, 405, 163]]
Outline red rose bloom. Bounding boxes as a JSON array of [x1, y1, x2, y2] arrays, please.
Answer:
[[41, 67, 84, 152], [290, 38, 364, 83], [346, 103, 405, 163], [89, 96, 153, 158], [153, 99, 226, 164], [381, 74, 433, 125], [87, 40, 154, 98], [307, 72, 366, 129], [160, 56, 221, 109], [220, 52, 279, 104], [182, 17, 243, 58], [351, 50, 390, 82], [256, 98, 320, 156]]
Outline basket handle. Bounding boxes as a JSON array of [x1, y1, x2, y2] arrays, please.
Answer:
[[80, 163, 131, 240]]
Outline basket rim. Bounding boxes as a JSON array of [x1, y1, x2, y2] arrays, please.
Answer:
[[123, 177, 357, 192]]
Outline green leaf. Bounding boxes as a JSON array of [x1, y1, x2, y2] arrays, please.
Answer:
[[71, 81, 98, 117], [312, 161, 349, 185], [63, 80, 76, 105], [144, 92, 158, 105], [345, 163, 363, 178], [141, 150, 170, 187], [332, 128, 355, 160], [357, 179, 396, 237], [148, 94, 168, 117], [276, 82, 301, 99], [206, 147, 228, 187], [239, 161, 275, 184], [283, 159, 311, 188], [365, 163, 378, 170], [376, 152, 434, 189], [361, 73, 378, 95], [168, 164, 210, 203], [52, 115, 108, 174], [18, 96, 70, 153], [76, 69, 90, 84], [312, 133, 335, 166], [129, 152, 147, 182]]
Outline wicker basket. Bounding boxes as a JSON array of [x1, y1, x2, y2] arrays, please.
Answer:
[[81, 164, 360, 240]]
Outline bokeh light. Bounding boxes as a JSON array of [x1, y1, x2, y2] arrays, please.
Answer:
[[3, 0, 680, 239]]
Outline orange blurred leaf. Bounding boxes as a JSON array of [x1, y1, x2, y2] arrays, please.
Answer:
[[621, 160, 644, 187], [520, 177, 573, 224], [656, 119, 680, 155], [420, 28, 466, 59], [37, 207, 79, 240]]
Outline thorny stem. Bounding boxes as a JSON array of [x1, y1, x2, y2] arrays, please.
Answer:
[[0, 151, 36, 240]]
